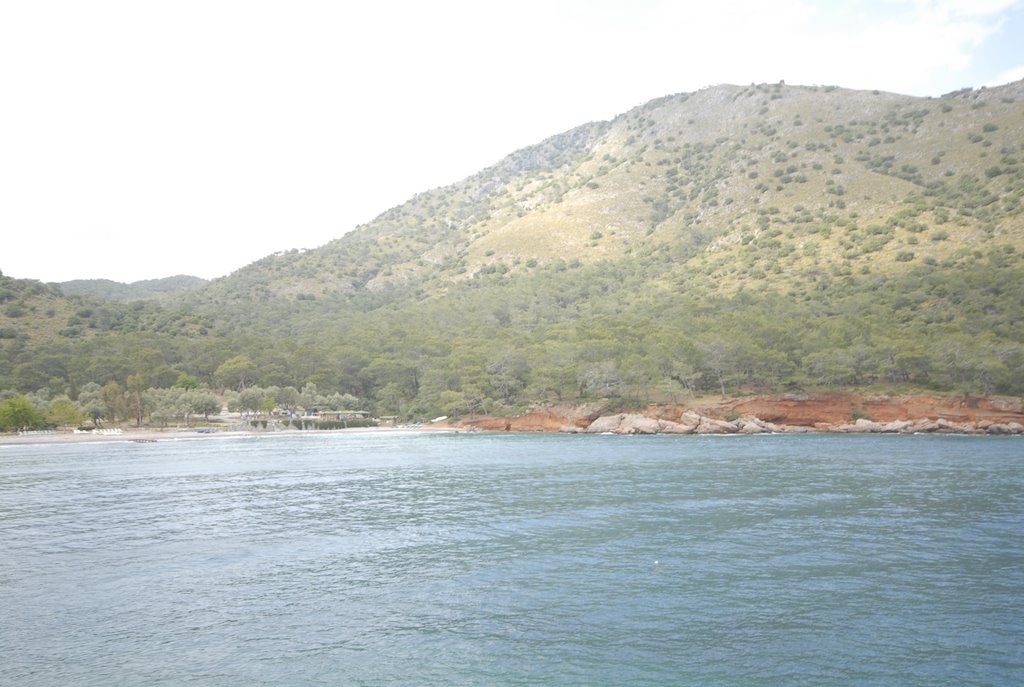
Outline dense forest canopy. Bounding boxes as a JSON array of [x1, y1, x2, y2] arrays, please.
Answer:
[[2, 80, 1022, 424]]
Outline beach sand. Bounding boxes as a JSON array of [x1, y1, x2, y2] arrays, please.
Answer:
[[0, 424, 461, 447]]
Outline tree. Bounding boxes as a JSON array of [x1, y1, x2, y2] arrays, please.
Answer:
[[48, 396, 85, 427], [323, 392, 361, 410], [375, 382, 408, 415], [174, 373, 200, 391], [237, 387, 266, 416], [695, 335, 742, 398], [77, 382, 106, 427], [187, 391, 222, 420], [100, 381, 128, 423], [0, 396, 47, 431], [146, 388, 189, 428], [215, 355, 257, 391], [486, 349, 529, 405], [578, 361, 623, 398], [299, 382, 320, 411], [127, 374, 147, 428], [273, 386, 300, 415]]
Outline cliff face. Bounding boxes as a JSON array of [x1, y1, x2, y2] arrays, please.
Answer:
[[458, 394, 1024, 434], [724, 394, 1024, 426]]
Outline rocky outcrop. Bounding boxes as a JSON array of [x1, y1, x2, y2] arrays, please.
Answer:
[[459, 416, 512, 431], [458, 395, 1024, 435], [584, 412, 767, 435], [986, 421, 1024, 435], [830, 417, 1024, 435], [726, 394, 1024, 427], [462, 403, 605, 432], [583, 414, 692, 435]]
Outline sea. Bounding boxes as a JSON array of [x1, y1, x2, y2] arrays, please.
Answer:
[[1, 432, 1022, 686]]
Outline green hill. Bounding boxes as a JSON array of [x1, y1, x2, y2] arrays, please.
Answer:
[[58, 275, 208, 301], [2, 80, 1022, 418]]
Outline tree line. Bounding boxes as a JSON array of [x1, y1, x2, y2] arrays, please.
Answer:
[[0, 379, 363, 432], [2, 253, 1021, 430]]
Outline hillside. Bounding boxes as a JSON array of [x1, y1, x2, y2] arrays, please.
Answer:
[[200, 80, 1023, 299], [2, 80, 1022, 419], [58, 275, 208, 301]]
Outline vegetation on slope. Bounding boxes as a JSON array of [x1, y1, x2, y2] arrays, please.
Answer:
[[58, 275, 208, 301], [1, 80, 1022, 422]]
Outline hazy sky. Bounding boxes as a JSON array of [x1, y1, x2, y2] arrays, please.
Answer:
[[3, 0, 1023, 283]]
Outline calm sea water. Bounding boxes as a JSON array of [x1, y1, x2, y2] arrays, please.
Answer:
[[1, 432, 1022, 686]]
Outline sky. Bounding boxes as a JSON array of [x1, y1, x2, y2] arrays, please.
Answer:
[[2, 0, 1023, 284]]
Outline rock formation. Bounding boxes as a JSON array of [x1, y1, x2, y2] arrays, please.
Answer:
[[456, 395, 1024, 435]]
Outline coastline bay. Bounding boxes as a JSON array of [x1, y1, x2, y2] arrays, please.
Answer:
[[2, 433, 1022, 685]]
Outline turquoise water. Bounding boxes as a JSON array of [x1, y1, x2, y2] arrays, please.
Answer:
[[1, 432, 1022, 686]]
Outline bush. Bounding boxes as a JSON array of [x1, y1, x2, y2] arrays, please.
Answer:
[[0, 397, 48, 431]]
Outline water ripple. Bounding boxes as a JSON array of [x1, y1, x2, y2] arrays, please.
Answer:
[[2, 433, 1022, 685]]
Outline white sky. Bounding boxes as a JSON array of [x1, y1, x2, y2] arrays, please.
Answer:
[[2, 0, 1023, 283]]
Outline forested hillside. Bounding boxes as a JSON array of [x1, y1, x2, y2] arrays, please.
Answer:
[[2, 79, 1022, 422]]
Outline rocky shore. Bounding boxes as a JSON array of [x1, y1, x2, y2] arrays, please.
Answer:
[[457, 394, 1024, 436], [4, 395, 1021, 445]]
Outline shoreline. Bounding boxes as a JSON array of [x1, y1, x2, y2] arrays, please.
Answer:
[[0, 424, 460, 447], [458, 393, 1024, 436], [3, 420, 1022, 448], [4, 394, 1023, 446], [2, 426, 1020, 449]]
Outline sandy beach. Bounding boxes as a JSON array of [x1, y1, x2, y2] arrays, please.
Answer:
[[0, 424, 462, 447]]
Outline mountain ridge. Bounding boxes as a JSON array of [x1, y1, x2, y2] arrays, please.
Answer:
[[195, 79, 1023, 302], [57, 275, 208, 301]]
